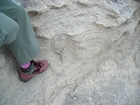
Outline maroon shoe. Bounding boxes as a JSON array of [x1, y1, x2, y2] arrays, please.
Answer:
[[19, 60, 48, 82]]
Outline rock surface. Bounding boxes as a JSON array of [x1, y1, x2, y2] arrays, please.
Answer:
[[0, 0, 140, 105]]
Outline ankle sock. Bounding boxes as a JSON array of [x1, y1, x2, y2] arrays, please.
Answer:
[[21, 62, 31, 69]]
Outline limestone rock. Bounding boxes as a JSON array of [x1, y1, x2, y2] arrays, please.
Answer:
[[0, 0, 140, 105]]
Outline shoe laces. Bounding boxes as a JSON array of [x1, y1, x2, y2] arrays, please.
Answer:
[[32, 60, 42, 71]]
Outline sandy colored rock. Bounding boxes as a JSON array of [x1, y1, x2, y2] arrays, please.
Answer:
[[0, 0, 140, 105]]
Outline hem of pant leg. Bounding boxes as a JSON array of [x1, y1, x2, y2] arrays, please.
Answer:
[[18, 48, 40, 65]]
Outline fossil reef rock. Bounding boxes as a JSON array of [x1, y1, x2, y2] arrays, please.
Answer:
[[0, 0, 140, 105]]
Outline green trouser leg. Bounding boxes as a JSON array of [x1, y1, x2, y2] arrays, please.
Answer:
[[0, 0, 39, 65], [0, 12, 19, 46]]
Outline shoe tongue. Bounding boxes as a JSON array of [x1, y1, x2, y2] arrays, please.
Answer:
[[27, 61, 35, 75]]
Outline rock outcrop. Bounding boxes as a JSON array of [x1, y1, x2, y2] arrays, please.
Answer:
[[0, 0, 140, 105]]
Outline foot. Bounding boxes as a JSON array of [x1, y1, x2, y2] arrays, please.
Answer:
[[19, 60, 48, 82]]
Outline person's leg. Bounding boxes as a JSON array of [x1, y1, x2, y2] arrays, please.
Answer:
[[0, 1, 48, 82], [0, 0, 39, 65], [0, 12, 19, 46]]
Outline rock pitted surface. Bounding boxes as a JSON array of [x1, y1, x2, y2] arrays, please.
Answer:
[[0, 0, 140, 105]]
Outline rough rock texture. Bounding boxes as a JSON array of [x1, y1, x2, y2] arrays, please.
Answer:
[[0, 0, 140, 105]]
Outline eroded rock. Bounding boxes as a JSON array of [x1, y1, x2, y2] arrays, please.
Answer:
[[0, 0, 140, 105]]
